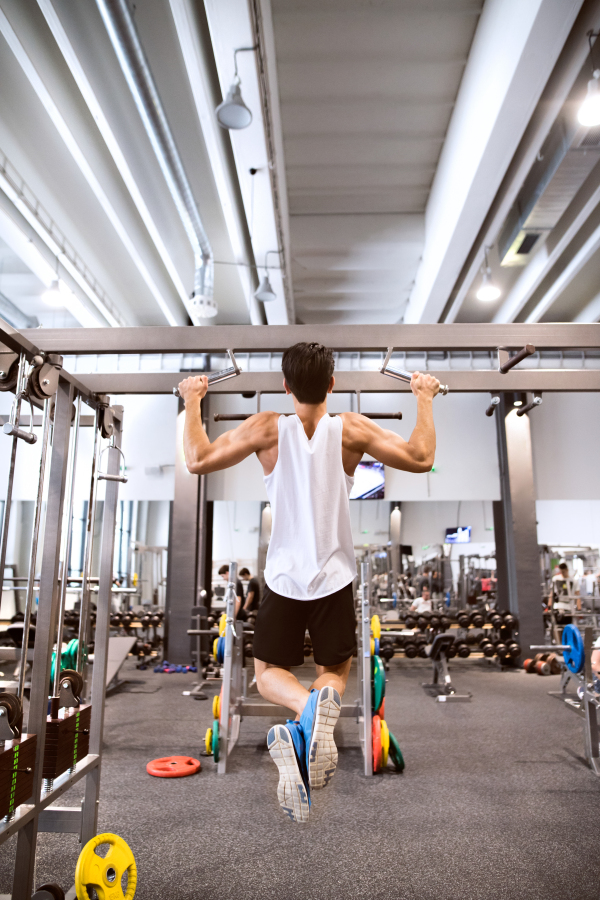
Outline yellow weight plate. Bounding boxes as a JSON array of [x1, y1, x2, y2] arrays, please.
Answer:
[[213, 638, 219, 660], [218, 614, 227, 637], [380, 718, 390, 768], [212, 695, 219, 718], [205, 727, 213, 755], [371, 615, 381, 640], [370, 637, 375, 656], [75, 833, 137, 900]]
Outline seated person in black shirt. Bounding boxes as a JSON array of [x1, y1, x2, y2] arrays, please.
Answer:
[[239, 567, 261, 613], [218, 564, 246, 620]]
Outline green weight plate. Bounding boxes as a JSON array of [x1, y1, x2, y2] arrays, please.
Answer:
[[212, 718, 220, 762], [388, 731, 405, 773], [562, 624, 584, 674], [371, 655, 385, 713]]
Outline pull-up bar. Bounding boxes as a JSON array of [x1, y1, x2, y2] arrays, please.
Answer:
[[213, 412, 403, 422], [380, 348, 449, 395], [172, 349, 242, 398]]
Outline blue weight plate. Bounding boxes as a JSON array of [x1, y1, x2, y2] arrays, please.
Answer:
[[217, 636, 225, 665], [374, 638, 380, 656], [562, 624, 584, 674]]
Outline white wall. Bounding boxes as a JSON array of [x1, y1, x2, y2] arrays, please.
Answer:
[[399, 500, 496, 565], [212, 500, 261, 578], [350, 500, 390, 547], [206, 391, 501, 502], [530, 393, 600, 500]]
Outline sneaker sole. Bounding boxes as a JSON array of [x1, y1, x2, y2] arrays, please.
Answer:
[[309, 686, 341, 790], [267, 725, 310, 823]]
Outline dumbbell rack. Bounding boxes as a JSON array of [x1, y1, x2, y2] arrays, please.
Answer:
[[0, 345, 125, 899], [203, 562, 373, 776]]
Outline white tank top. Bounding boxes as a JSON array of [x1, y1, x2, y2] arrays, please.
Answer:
[[263, 413, 357, 600]]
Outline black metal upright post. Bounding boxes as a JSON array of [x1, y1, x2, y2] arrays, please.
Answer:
[[495, 394, 544, 655]]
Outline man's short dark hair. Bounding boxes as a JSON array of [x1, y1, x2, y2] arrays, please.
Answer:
[[218, 564, 228, 576], [281, 342, 335, 404], [239, 567, 250, 577], [559, 563, 569, 572]]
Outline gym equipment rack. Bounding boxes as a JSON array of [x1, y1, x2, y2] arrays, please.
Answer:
[[0, 319, 126, 899]]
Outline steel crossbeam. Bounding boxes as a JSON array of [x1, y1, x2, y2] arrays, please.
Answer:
[[18, 323, 600, 353]]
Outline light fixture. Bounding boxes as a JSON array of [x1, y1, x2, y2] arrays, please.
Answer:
[[578, 32, 600, 126], [43, 279, 63, 307], [476, 246, 501, 302], [254, 250, 282, 303], [189, 294, 218, 318], [254, 274, 277, 303], [215, 46, 257, 130]]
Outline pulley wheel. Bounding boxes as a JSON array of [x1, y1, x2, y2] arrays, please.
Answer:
[[75, 833, 137, 900], [59, 668, 84, 699], [0, 358, 20, 393], [0, 691, 22, 727], [146, 756, 201, 778]]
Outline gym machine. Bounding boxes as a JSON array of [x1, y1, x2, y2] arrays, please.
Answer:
[[0, 324, 126, 899], [533, 626, 600, 776]]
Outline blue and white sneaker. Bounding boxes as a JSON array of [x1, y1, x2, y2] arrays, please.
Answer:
[[299, 686, 341, 790], [267, 723, 310, 823]]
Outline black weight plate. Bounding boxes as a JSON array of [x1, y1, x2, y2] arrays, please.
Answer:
[[35, 885, 65, 900]]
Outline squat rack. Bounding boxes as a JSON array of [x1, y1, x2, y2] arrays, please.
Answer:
[[0, 316, 125, 899]]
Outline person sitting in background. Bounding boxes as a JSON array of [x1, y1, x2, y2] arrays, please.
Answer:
[[415, 566, 431, 596], [409, 584, 433, 615], [218, 564, 246, 620], [239, 567, 261, 614]]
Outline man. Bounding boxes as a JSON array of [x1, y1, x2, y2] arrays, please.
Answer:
[[179, 342, 439, 822], [409, 584, 433, 615], [239, 567, 261, 614], [217, 564, 245, 620]]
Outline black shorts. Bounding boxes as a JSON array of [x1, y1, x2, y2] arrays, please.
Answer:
[[253, 582, 357, 668]]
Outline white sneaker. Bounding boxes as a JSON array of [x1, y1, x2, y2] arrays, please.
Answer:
[[267, 724, 310, 823]]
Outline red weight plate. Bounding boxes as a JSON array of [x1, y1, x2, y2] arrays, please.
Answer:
[[372, 716, 382, 774], [376, 697, 386, 720], [146, 755, 201, 778]]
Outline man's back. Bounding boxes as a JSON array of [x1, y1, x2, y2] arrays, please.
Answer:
[[264, 413, 356, 600]]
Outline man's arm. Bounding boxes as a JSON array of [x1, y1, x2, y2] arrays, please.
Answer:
[[177, 375, 276, 475], [243, 590, 255, 611], [342, 372, 439, 473]]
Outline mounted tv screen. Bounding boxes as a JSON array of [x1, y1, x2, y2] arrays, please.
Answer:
[[349, 461, 385, 500], [445, 526, 471, 544]]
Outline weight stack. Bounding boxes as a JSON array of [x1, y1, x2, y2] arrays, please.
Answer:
[[0, 734, 37, 819], [43, 705, 91, 780]]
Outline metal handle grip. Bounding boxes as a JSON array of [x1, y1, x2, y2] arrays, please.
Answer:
[[380, 348, 449, 395], [98, 472, 128, 483], [2, 422, 37, 444], [499, 344, 535, 373], [174, 349, 241, 398]]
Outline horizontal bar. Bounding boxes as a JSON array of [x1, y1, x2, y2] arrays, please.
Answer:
[[77, 369, 600, 395], [0, 753, 99, 846], [0, 415, 96, 427], [212, 412, 403, 422], [530, 645, 570, 651], [237, 701, 358, 718], [20, 323, 600, 354], [38, 805, 81, 833]]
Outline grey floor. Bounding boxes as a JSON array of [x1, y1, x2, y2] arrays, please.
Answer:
[[1, 657, 599, 899]]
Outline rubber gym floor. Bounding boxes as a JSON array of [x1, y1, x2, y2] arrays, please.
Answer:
[[1, 659, 599, 900]]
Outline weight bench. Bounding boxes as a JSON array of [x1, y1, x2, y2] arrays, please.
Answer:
[[422, 634, 472, 702]]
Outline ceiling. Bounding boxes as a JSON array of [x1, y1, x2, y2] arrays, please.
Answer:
[[0, 0, 598, 331]]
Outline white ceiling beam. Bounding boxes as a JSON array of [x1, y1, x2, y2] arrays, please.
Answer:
[[493, 159, 600, 323], [0, 194, 105, 328], [404, 0, 584, 325], [573, 289, 600, 322], [203, 0, 292, 325], [0, 6, 181, 326], [525, 217, 600, 321], [36, 0, 190, 326], [167, 0, 261, 326]]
